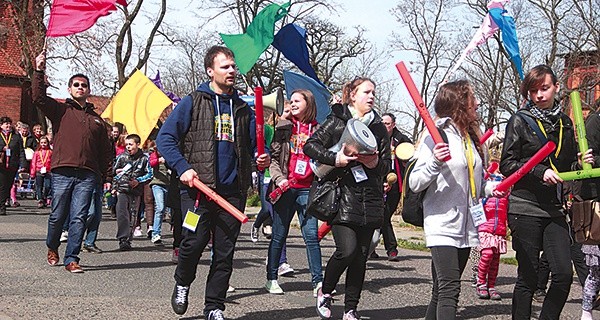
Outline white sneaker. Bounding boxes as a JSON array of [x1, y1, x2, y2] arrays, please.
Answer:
[[151, 234, 162, 244], [343, 309, 360, 320], [313, 282, 323, 298], [227, 285, 236, 293], [278, 262, 294, 277], [133, 226, 143, 237], [60, 231, 68, 242], [265, 280, 284, 294], [316, 288, 333, 319], [250, 226, 259, 243]]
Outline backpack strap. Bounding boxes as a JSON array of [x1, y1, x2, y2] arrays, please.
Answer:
[[516, 111, 558, 165]]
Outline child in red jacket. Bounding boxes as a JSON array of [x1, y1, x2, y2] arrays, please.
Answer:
[[30, 136, 52, 208], [476, 173, 508, 301]]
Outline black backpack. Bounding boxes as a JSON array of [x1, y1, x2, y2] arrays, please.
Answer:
[[400, 128, 448, 227]]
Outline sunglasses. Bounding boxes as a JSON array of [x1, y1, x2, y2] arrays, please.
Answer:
[[72, 82, 88, 88]]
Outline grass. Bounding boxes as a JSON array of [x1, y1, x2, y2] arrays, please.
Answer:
[[397, 239, 429, 252], [500, 257, 518, 265]]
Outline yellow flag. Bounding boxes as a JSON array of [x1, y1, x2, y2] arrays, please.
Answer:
[[102, 70, 172, 143]]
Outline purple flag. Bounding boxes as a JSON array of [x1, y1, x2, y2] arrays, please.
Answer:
[[150, 71, 181, 103]]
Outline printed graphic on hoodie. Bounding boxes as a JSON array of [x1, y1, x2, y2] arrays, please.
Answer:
[[214, 113, 234, 142]]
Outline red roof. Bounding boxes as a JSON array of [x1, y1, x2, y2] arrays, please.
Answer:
[[0, 3, 27, 78]]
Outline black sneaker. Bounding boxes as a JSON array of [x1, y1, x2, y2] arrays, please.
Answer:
[[206, 309, 225, 320], [83, 244, 104, 254], [119, 239, 132, 251], [171, 284, 190, 315]]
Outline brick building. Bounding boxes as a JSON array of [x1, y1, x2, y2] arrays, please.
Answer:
[[564, 50, 600, 118]]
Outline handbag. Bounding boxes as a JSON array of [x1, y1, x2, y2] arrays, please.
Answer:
[[571, 197, 600, 245], [306, 178, 341, 222]]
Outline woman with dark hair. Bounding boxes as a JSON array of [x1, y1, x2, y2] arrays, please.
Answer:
[[265, 89, 323, 296], [305, 77, 390, 320], [0, 117, 27, 215], [409, 80, 504, 319], [500, 65, 593, 319]]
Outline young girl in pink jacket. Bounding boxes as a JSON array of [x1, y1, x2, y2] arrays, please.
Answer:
[[476, 172, 508, 300], [30, 136, 52, 208]]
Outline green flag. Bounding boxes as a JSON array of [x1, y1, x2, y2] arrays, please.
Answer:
[[220, 2, 290, 74]]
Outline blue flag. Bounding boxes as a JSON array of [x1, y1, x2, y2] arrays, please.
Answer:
[[273, 24, 324, 86], [489, 7, 524, 79], [283, 70, 331, 123]]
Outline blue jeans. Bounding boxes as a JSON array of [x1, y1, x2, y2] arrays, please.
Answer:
[[84, 182, 103, 247], [267, 188, 322, 286], [35, 173, 52, 201], [255, 174, 286, 265], [46, 168, 98, 265], [152, 184, 168, 237]]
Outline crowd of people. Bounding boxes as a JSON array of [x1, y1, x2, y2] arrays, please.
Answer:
[[0, 44, 597, 320]]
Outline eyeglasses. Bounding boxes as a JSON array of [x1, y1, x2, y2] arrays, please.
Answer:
[[72, 82, 88, 88]]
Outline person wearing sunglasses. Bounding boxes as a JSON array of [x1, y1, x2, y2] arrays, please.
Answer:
[[32, 50, 114, 274]]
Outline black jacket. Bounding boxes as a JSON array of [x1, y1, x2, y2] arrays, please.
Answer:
[[500, 109, 578, 207], [0, 130, 27, 172], [581, 111, 600, 200], [304, 103, 391, 228]]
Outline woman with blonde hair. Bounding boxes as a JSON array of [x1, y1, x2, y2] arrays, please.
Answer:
[[305, 77, 390, 320]]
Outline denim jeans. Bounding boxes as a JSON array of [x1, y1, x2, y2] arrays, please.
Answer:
[[84, 182, 103, 247], [268, 188, 323, 286], [35, 173, 52, 201], [46, 168, 98, 265], [174, 188, 244, 314], [254, 174, 285, 265], [152, 184, 168, 237], [425, 246, 471, 320], [508, 214, 572, 319]]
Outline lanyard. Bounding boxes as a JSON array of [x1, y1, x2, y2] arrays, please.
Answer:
[[536, 118, 563, 172], [22, 136, 27, 148], [1, 132, 12, 147], [293, 122, 312, 154], [464, 135, 477, 202], [193, 190, 202, 212], [40, 149, 50, 165]]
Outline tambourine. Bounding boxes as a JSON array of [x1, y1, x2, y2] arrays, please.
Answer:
[[394, 142, 414, 161]]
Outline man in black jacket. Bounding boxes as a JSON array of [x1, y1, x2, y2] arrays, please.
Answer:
[[371, 113, 412, 261]]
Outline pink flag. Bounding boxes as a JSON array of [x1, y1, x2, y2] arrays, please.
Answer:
[[46, 0, 128, 37], [445, 0, 508, 80]]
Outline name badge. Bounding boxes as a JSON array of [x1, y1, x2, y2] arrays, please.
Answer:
[[470, 201, 486, 227], [294, 159, 308, 175], [182, 210, 200, 232], [40, 167, 47, 174], [5, 148, 10, 157], [351, 165, 368, 183]]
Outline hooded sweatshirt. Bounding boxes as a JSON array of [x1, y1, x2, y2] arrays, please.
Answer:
[[157, 82, 259, 194]]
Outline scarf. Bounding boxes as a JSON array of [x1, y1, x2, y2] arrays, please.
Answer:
[[348, 105, 374, 125], [526, 100, 562, 125]]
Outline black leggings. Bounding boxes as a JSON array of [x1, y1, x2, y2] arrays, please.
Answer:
[[322, 224, 375, 312]]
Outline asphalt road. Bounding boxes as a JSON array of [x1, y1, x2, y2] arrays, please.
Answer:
[[0, 200, 585, 319]]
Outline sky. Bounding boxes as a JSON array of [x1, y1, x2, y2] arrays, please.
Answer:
[[46, 1, 405, 99]]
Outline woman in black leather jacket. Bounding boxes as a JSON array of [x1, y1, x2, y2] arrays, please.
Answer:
[[500, 65, 594, 319], [304, 77, 390, 320]]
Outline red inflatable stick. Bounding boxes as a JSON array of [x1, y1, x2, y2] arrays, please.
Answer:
[[494, 141, 556, 193], [479, 128, 494, 145], [254, 87, 265, 170], [192, 178, 248, 223], [395, 61, 450, 161], [318, 222, 331, 241], [268, 178, 297, 203], [484, 162, 499, 180]]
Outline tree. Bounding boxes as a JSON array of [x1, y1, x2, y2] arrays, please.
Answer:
[[389, 0, 462, 141], [50, 0, 167, 95]]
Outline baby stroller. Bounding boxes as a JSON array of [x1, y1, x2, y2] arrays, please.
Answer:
[[16, 172, 36, 200]]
